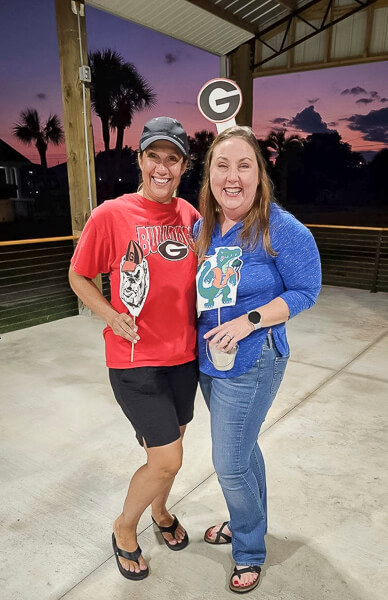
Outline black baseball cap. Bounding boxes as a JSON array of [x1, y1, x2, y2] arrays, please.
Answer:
[[139, 116, 189, 157]]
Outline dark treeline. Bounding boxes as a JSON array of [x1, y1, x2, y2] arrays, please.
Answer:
[[181, 129, 388, 226], [264, 130, 387, 209], [2, 126, 387, 242], [2, 45, 387, 240]]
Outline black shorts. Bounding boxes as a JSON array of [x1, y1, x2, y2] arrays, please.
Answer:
[[109, 359, 198, 448]]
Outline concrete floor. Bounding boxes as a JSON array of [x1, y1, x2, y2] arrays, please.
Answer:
[[1, 285, 387, 600]]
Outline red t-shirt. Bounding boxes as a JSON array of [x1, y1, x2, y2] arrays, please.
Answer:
[[71, 193, 200, 368]]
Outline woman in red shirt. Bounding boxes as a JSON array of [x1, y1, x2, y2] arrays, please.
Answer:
[[69, 117, 199, 580]]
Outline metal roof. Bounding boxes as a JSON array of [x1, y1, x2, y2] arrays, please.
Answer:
[[85, 0, 314, 55], [85, 0, 253, 55], [85, 0, 388, 72]]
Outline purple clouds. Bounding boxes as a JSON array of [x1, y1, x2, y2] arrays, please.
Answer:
[[341, 86, 367, 95], [347, 107, 388, 143], [271, 106, 334, 135], [289, 105, 334, 134], [165, 53, 178, 64], [341, 87, 387, 104]]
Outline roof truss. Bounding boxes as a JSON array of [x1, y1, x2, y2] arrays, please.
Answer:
[[253, 0, 380, 68]]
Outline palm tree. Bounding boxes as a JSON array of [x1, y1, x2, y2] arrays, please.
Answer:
[[264, 130, 303, 204], [256, 138, 272, 169], [13, 108, 64, 172], [89, 49, 124, 151], [110, 64, 156, 151], [189, 130, 214, 165], [179, 131, 214, 206], [264, 129, 302, 162], [89, 49, 156, 152]]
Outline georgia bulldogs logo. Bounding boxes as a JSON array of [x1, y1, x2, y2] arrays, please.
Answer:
[[158, 240, 188, 261], [119, 227, 194, 315], [137, 224, 194, 260]]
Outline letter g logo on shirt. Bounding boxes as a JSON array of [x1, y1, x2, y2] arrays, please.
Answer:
[[158, 240, 189, 261]]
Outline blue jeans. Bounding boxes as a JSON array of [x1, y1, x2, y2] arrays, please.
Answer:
[[199, 333, 288, 566]]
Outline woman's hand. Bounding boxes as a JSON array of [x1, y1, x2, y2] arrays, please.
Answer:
[[68, 267, 140, 344], [109, 313, 140, 343], [204, 314, 253, 353]]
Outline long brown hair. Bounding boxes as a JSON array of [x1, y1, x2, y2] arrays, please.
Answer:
[[195, 125, 276, 259]]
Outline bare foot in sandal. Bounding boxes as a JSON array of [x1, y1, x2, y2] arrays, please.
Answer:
[[113, 517, 148, 575], [152, 512, 189, 549], [204, 521, 232, 544], [230, 565, 261, 593]]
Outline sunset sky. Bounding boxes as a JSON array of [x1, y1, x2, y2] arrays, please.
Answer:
[[0, 0, 387, 167]]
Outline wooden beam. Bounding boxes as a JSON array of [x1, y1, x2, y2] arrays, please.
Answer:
[[55, 0, 100, 300], [287, 16, 296, 69], [323, 1, 335, 63], [254, 37, 263, 69], [278, 0, 298, 9], [184, 0, 258, 34], [0, 236, 79, 247], [253, 51, 388, 77], [364, 5, 374, 57], [229, 42, 254, 127], [55, 0, 97, 236]]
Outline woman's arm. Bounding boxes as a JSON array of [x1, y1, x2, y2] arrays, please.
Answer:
[[203, 297, 289, 351], [69, 266, 139, 343], [204, 214, 321, 352]]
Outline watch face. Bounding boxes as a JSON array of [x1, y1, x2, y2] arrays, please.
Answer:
[[248, 311, 261, 325]]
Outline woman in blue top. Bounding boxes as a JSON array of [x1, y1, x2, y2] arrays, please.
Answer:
[[194, 126, 321, 594]]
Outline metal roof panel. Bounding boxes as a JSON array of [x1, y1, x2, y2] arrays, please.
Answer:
[[86, 0, 388, 72], [331, 11, 367, 58], [86, 0, 254, 55], [294, 21, 325, 64], [370, 7, 388, 53]]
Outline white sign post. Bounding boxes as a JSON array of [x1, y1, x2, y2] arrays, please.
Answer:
[[197, 78, 243, 133]]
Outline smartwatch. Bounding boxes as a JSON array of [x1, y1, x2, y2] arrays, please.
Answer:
[[247, 310, 262, 330]]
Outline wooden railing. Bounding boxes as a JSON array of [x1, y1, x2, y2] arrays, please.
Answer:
[[0, 226, 387, 334], [306, 225, 388, 294], [0, 235, 79, 246], [0, 237, 79, 334]]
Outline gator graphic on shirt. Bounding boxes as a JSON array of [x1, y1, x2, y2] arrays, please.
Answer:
[[197, 246, 243, 311]]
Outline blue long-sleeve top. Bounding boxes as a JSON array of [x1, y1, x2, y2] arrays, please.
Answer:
[[193, 203, 322, 378]]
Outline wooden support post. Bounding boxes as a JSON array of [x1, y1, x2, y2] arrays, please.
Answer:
[[364, 6, 374, 58], [55, 0, 101, 303], [324, 2, 335, 63], [228, 42, 254, 127], [287, 18, 296, 70]]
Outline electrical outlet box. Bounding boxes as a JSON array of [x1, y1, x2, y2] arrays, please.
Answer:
[[79, 66, 91, 83]]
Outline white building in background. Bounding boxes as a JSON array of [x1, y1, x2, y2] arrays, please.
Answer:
[[0, 139, 34, 222]]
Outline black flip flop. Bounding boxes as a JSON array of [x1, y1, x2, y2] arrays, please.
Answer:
[[151, 514, 189, 551], [112, 532, 149, 580], [204, 521, 232, 544], [229, 565, 261, 594]]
